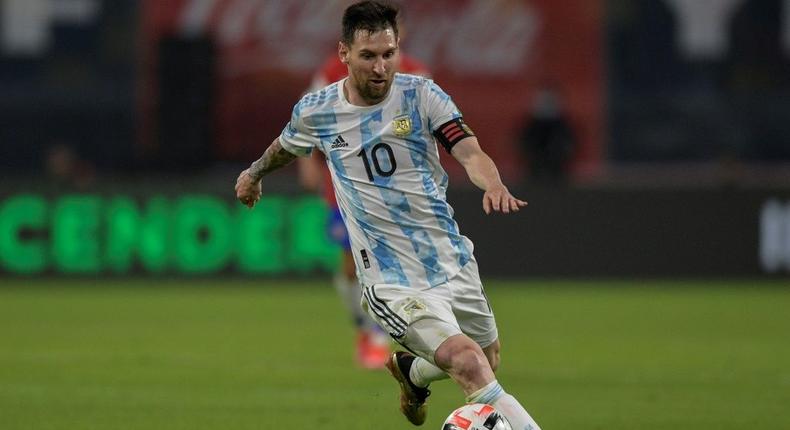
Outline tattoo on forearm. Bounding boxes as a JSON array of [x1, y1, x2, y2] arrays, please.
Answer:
[[247, 140, 298, 181]]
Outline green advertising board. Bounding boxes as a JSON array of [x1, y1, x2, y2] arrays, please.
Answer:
[[0, 194, 339, 275]]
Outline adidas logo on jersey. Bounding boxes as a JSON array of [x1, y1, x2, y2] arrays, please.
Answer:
[[330, 135, 349, 149]]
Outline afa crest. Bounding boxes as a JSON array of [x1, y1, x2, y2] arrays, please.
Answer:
[[392, 116, 412, 137]]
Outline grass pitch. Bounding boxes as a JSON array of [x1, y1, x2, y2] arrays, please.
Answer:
[[0, 279, 788, 429]]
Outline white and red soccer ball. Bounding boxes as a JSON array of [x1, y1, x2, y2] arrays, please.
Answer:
[[442, 403, 512, 430]]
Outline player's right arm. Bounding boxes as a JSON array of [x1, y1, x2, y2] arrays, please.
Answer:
[[235, 138, 298, 208], [236, 94, 318, 208]]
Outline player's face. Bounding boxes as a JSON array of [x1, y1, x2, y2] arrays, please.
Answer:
[[340, 28, 399, 105]]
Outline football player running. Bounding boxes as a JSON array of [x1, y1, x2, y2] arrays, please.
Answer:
[[236, 2, 540, 429]]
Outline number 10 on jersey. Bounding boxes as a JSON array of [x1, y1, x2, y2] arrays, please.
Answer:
[[357, 143, 397, 181]]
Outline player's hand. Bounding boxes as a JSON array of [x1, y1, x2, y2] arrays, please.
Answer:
[[482, 184, 527, 215], [235, 169, 262, 208]]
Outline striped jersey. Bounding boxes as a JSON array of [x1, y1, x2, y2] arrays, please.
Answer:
[[308, 54, 431, 208], [279, 73, 473, 289]]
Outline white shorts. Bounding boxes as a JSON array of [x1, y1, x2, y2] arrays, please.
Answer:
[[360, 258, 498, 365]]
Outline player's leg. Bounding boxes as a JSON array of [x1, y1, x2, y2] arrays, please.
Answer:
[[450, 260, 541, 430], [404, 326, 501, 389], [454, 336, 540, 430], [482, 338, 501, 372], [335, 262, 391, 369], [401, 337, 500, 394], [407, 353, 449, 387], [433, 333, 495, 393], [381, 261, 497, 390], [362, 284, 460, 425], [403, 323, 501, 389], [344, 253, 390, 368], [329, 209, 389, 368], [363, 276, 539, 429]]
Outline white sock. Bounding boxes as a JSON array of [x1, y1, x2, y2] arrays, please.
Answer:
[[466, 380, 541, 430], [409, 357, 449, 388]]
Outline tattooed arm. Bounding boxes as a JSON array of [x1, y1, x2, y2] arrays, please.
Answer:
[[246, 138, 298, 181], [235, 138, 298, 208]]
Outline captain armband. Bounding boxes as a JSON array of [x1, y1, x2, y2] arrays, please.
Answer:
[[433, 118, 475, 153]]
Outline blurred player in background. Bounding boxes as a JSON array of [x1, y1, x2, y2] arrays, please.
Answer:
[[298, 27, 430, 370], [236, 2, 541, 428]]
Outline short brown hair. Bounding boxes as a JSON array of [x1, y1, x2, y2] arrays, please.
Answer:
[[341, 1, 399, 46]]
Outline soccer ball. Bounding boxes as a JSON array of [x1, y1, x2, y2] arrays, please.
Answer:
[[442, 403, 512, 430]]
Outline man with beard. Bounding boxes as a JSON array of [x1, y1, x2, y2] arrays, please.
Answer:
[[235, 2, 541, 429], [298, 26, 431, 371]]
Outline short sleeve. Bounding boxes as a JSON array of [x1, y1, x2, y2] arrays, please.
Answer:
[[421, 80, 463, 133], [278, 102, 316, 157]]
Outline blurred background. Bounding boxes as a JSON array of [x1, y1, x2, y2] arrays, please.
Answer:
[[2, 0, 790, 279], [1, 2, 790, 429]]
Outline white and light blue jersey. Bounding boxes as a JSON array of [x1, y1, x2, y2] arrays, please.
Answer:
[[279, 73, 473, 289]]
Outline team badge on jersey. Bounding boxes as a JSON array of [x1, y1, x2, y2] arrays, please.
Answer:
[[392, 115, 412, 137]]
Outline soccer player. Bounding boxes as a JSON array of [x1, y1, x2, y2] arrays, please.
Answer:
[[298, 45, 431, 370], [235, 2, 541, 429]]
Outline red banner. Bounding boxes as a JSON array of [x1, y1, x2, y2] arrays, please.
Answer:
[[141, 0, 603, 181]]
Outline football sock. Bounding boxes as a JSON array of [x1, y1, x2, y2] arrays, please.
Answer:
[[466, 380, 541, 430], [409, 356, 449, 388]]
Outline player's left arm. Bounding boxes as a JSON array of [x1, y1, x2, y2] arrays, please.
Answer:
[[424, 80, 525, 214], [450, 136, 528, 215]]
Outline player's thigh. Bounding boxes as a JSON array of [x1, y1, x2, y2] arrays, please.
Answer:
[[360, 284, 461, 365], [450, 259, 499, 350]]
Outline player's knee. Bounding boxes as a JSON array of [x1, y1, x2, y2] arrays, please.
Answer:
[[435, 337, 490, 382]]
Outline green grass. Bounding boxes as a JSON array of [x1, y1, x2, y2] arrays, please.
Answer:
[[0, 279, 788, 429]]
